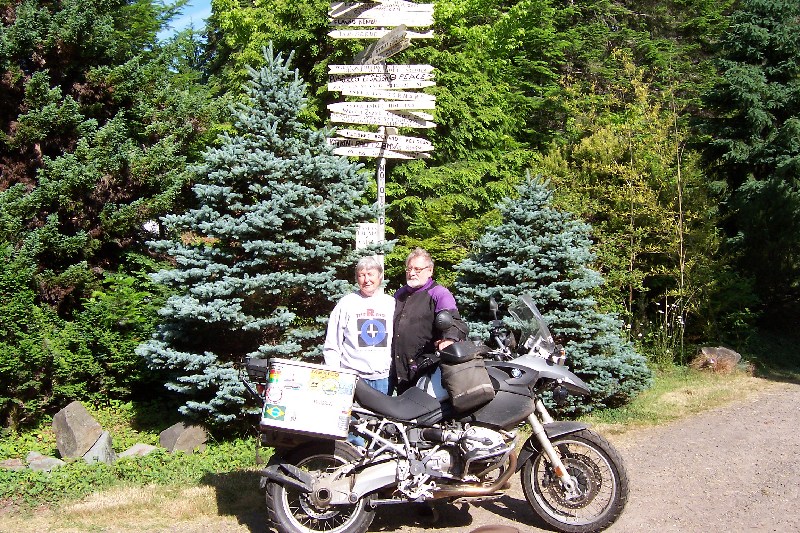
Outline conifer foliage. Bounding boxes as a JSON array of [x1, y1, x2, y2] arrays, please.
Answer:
[[138, 46, 374, 424], [454, 176, 652, 412]]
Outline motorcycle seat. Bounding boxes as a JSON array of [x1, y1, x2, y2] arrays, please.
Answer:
[[354, 380, 442, 421]]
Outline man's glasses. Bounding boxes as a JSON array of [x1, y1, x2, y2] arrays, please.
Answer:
[[405, 265, 431, 274]]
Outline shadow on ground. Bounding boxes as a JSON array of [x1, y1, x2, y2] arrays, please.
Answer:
[[202, 469, 270, 532], [201, 470, 543, 533]]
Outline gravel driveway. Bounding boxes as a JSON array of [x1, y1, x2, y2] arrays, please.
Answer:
[[18, 380, 796, 533], [364, 380, 800, 533]]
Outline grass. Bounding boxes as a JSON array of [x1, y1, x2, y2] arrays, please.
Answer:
[[580, 365, 772, 437], [1, 330, 798, 532]]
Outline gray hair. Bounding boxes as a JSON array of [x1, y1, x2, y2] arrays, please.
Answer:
[[355, 255, 384, 280], [405, 247, 433, 268]]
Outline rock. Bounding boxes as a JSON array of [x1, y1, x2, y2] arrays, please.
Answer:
[[52, 401, 103, 458], [26, 451, 66, 472], [0, 458, 26, 471], [119, 443, 158, 458], [159, 422, 207, 454], [691, 346, 742, 373], [83, 431, 117, 465]]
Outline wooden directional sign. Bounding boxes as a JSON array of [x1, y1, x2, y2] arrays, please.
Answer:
[[330, 11, 434, 27], [328, 100, 435, 113], [355, 25, 410, 64], [329, 2, 434, 18], [329, 64, 434, 74], [329, 71, 434, 88], [356, 222, 384, 249], [328, 29, 434, 39], [330, 111, 436, 128], [371, 23, 410, 56], [340, 88, 435, 101], [363, 40, 411, 63], [333, 131, 434, 151], [334, 146, 430, 159], [328, 79, 435, 91]]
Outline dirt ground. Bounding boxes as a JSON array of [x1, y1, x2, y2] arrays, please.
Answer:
[[6, 380, 799, 533], [169, 379, 800, 533], [372, 379, 800, 533]]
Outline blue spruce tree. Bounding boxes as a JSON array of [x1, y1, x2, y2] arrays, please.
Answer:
[[454, 175, 652, 412], [137, 46, 377, 424]]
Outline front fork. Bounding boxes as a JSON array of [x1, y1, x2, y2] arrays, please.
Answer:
[[526, 399, 580, 498]]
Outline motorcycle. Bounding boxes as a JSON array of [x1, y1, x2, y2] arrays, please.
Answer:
[[243, 294, 629, 533]]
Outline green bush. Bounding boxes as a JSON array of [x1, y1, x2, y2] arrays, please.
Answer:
[[0, 402, 263, 510], [0, 245, 168, 430]]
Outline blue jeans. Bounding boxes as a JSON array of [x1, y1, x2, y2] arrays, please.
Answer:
[[362, 377, 389, 394], [348, 377, 389, 446]]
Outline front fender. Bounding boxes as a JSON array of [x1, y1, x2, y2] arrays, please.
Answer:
[[515, 421, 589, 472]]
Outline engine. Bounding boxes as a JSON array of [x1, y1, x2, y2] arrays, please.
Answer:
[[413, 425, 515, 479]]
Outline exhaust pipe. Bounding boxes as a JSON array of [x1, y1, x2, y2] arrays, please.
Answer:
[[430, 451, 517, 499]]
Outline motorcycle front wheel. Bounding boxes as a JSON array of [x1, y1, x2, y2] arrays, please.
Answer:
[[521, 429, 628, 533], [265, 441, 375, 533]]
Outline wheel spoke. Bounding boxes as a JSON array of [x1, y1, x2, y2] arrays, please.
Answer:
[[267, 443, 374, 533], [522, 430, 628, 531]]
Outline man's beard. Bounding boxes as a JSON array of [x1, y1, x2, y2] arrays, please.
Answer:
[[406, 278, 424, 288]]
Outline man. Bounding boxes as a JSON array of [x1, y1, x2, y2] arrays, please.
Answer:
[[391, 247, 468, 394], [323, 255, 394, 394]]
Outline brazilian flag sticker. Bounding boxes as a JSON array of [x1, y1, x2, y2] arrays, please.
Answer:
[[263, 404, 286, 421]]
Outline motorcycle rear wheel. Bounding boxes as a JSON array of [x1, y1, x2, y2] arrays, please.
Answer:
[[265, 441, 375, 533], [521, 429, 628, 533]]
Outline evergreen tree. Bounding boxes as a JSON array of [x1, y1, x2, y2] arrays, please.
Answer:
[[699, 0, 800, 315], [454, 176, 652, 413], [0, 0, 217, 310], [137, 45, 378, 425], [0, 0, 215, 428]]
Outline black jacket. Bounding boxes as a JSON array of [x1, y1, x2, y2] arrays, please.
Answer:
[[391, 280, 467, 391]]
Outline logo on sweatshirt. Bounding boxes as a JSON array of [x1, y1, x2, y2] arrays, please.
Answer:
[[358, 318, 388, 347]]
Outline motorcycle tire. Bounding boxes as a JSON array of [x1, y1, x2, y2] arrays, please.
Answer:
[[265, 440, 375, 533], [521, 429, 629, 533]]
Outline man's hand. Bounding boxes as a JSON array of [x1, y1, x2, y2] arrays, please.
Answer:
[[435, 339, 454, 351]]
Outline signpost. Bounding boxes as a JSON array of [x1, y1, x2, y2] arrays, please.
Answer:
[[328, 100, 435, 113], [329, 29, 433, 39], [328, 79, 435, 91], [327, 1, 437, 251], [333, 146, 427, 159], [329, 64, 433, 74], [330, 2, 435, 17], [330, 134, 434, 152], [330, 111, 436, 128], [330, 14, 433, 27], [339, 88, 435, 101], [329, 71, 433, 83], [356, 222, 384, 250], [329, 3, 434, 28]]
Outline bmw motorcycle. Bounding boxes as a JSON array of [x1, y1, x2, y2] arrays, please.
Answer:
[[243, 294, 629, 533]]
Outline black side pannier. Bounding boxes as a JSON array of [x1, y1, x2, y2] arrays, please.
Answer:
[[439, 342, 495, 412]]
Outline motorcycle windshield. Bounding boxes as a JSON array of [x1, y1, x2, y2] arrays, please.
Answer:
[[507, 295, 556, 358]]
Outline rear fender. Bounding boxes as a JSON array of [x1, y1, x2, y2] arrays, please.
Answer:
[[515, 421, 589, 472]]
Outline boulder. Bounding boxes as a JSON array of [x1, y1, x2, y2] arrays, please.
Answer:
[[26, 451, 66, 472], [119, 443, 158, 458], [691, 346, 742, 373], [83, 431, 117, 465], [159, 422, 207, 454], [52, 401, 103, 458], [0, 458, 26, 471]]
